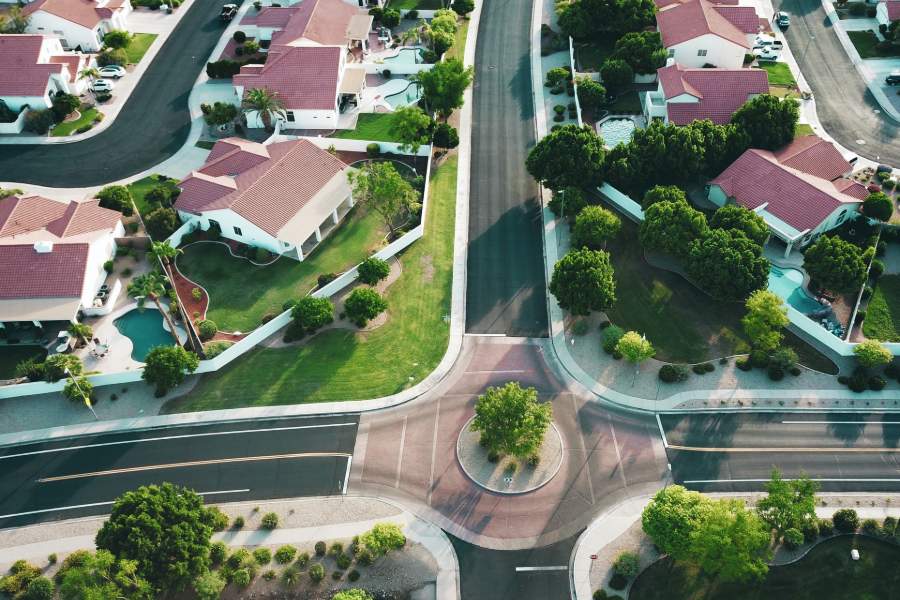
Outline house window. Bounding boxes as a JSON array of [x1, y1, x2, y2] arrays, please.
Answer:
[[207, 219, 220, 231], [697, 49, 708, 57], [667, 49, 675, 58], [233, 226, 243, 236], [285, 111, 295, 122]]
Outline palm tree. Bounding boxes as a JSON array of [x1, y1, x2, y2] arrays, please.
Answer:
[[241, 87, 285, 132], [79, 67, 100, 83], [5, 6, 29, 34], [68, 322, 94, 348], [148, 240, 182, 277], [127, 273, 180, 344]]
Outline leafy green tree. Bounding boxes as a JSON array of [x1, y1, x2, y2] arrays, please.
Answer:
[[611, 31, 667, 74], [51, 93, 80, 121], [571, 205, 620, 249], [742, 289, 789, 354], [430, 9, 458, 34], [710, 204, 768, 246], [3, 5, 30, 33], [639, 199, 708, 259], [599, 58, 633, 94], [349, 161, 421, 238], [641, 185, 686, 209], [58, 551, 152, 600], [291, 297, 334, 333], [97, 47, 127, 67], [201, 101, 238, 127], [44, 353, 82, 381], [689, 120, 750, 178], [686, 229, 769, 301], [731, 95, 799, 150], [415, 58, 473, 118], [0, 561, 42, 599], [854, 339, 892, 369], [23, 576, 54, 600], [241, 87, 285, 131], [803, 235, 868, 294], [127, 272, 180, 343], [142, 345, 200, 396], [96, 483, 217, 592], [863, 192, 893, 221], [548, 186, 589, 220], [616, 331, 655, 383], [144, 206, 178, 240], [357, 522, 407, 557], [526, 124, 606, 190], [451, 0, 475, 16], [432, 122, 459, 149], [357, 256, 391, 284], [689, 499, 771, 583], [68, 322, 94, 347], [557, 0, 657, 38], [642, 485, 710, 561], [193, 571, 225, 600], [576, 77, 606, 114], [604, 121, 706, 194], [549, 248, 617, 315], [63, 375, 94, 405], [756, 469, 818, 536], [390, 105, 434, 153], [344, 287, 388, 327], [0, 187, 24, 199], [102, 29, 132, 49], [470, 382, 553, 458], [96, 185, 134, 215]]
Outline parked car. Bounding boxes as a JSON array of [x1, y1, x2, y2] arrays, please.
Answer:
[[877, 164, 893, 174], [98, 65, 126, 79], [220, 3, 237, 21], [753, 35, 784, 51], [91, 79, 115, 93], [776, 11, 790, 28], [754, 48, 782, 61], [886, 72, 900, 85]]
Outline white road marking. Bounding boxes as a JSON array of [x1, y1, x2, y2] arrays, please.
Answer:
[[669, 445, 900, 453], [684, 478, 900, 484], [426, 398, 441, 506], [0, 489, 250, 520], [465, 370, 530, 374], [0, 422, 357, 461], [656, 414, 668, 448], [342, 455, 352, 495], [394, 415, 408, 489], [781, 421, 900, 425], [515, 566, 568, 572], [609, 420, 627, 488]]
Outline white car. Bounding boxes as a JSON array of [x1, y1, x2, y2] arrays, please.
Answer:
[[753, 35, 783, 51], [91, 79, 115, 93], [98, 65, 126, 79], [754, 47, 781, 61]]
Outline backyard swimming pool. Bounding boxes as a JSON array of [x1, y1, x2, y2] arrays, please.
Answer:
[[385, 82, 422, 108], [598, 118, 635, 148], [382, 47, 424, 65], [768, 266, 822, 313], [114, 308, 174, 362]]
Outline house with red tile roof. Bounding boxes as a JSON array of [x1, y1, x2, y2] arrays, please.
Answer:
[[24, 0, 132, 52], [656, 0, 761, 69], [643, 62, 768, 125], [708, 135, 867, 256], [239, 0, 373, 52], [0, 195, 124, 324], [877, 1, 900, 26], [174, 138, 355, 260]]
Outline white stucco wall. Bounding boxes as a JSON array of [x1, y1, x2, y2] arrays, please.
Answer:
[[78, 224, 124, 310], [244, 107, 339, 129], [187, 208, 285, 255], [666, 34, 746, 69], [27, 12, 104, 51]]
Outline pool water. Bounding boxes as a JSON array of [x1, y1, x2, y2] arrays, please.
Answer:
[[768, 266, 822, 313], [114, 308, 175, 362], [385, 82, 422, 108], [382, 47, 424, 65], [598, 118, 636, 148]]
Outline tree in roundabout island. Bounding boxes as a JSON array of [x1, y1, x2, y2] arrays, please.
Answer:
[[549, 248, 616, 316], [95, 483, 221, 594], [142, 345, 200, 397], [526, 124, 606, 191], [803, 235, 869, 295], [470, 382, 553, 462]]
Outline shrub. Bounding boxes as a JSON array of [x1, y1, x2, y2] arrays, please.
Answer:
[[208, 506, 229, 531], [433, 122, 459, 149], [317, 272, 337, 288], [862, 518, 880, 536], [768, 366, 784, 381], [594, 591, 625, 600], [308, 563, 325, 583], [783, 527, 804, 549], [315, 541, 326, 556], [358, 522, 406, 557], [47, 554, 57, 565], [833, 508, 859, 533], [818, 518, 834, 536], [197, 319, 217, 341], [692, 364, 707, 375], [296, 552, 310, 567], [104, 260, 114, 273], [261, 512, 279, 529], [355, 548, 374, 566], [871, 259, 885, 279], [328, 542, 344, 557], [886, 363, 900, 380], [331, 570, 343, 581], [226, 548, 251, 570], [608, 572, 628, 590], [24, 109, 55, 134], [291, 296, 334, 333], [274, 545, 297, 564], [51, 93, 80, 121], [736, 357, 752, 371], [233, 30, 246, 43], [658, 364, 689, 383], [348, 569, 360, 582], [232, 568, 251, 587], [209, 541, 227, 564], [357, 256, 391, 285], [869, 375, 887, 391], [262, 569, 276, 581], [601, 325, 625, 354], [366, 142, 380, 157], [23, 576, 54, 600], [253, 547, 272, 565], [98, 47, 128, 67], [882, 516, 897, 536], [232, 515, 245, 529], [337, 553, 352, 569], [801, 520, 819, 543], [192, 287, 202, 301], [205, 59, 243, 79], [613, 551, 639, 578], [344, 287, 388, 327]]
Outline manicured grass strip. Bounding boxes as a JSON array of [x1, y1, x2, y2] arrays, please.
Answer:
[[125, 33, 158, 64], [178, 207, 387, 332], [127, 174, 178, 217], [758, 62, 796, 87], [445, 16, 470, 62], [606, 91, 643, 114], [863, 274, 900, 342], [0, 345, 47, 380], [794, 123, 815, 137], [332, 113, 400, 143], [164, 157, 457, 411], [388, 0, 445, 8], [50, 108, 100, 137], [848, 30, 900, 59]]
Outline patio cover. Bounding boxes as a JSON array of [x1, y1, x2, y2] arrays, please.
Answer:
[[0, 297, 81, 323], [339, 66, 366, 96], [347, 14, 374, 42]]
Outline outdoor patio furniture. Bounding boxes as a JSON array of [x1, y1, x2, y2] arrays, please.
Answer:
[[55, 331, 72, 354]]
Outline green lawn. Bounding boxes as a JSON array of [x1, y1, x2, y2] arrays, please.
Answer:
[[50, 108, 99, 137], [863, 274, 900, 342], [574, 39, 615, 72], [848, 30, 900, 59], [388, 0, 445, 8], [630, 535, 900, 600], [332, 113, 400, 143], [603, 217, 837, 372], [124, 33, 157, 64], [444, 15, 470, 62], [177, 206, 387, 332], [127, 174, 179, 217], [758, 62, 796, 87], [606, 91, 643, 114], [163, 156, 457, 411], [0, 345, 47, 379], [795, 123, 815, 137]]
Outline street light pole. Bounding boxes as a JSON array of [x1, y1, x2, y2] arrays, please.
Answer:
[[65, 368, 98, 420]]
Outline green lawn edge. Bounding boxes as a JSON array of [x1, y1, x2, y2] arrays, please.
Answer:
[[125, 33, 158, 64], [51, 108, 100, 137], [863, 275, 900, 342]]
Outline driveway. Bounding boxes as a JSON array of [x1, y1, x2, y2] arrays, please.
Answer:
[[0, 0, 226, 187], [466, 0, 549, 337], [776, 0, 900, 164]]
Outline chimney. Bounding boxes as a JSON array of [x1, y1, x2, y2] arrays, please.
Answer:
[[33, 241, 54, 253]]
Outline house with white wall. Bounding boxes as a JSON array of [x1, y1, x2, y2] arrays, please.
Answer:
[[24, 0, 132, 52], [0, 196, 124, 325], [876, 0, 900, 27], [656, 0, 761, 69], [174, 138, 355, 260], [708, 135, 867, 256], [643, 62, 768, 124], [239, 0, 373, 52]]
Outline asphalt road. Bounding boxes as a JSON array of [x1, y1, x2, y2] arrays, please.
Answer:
[[465, 0, 549, 337], [0, 0, 227, 186], [0, 416, 358, 528], [776, 0, 900, 164], [449, 532, 577, 600], [661, 412, 900, 493]]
